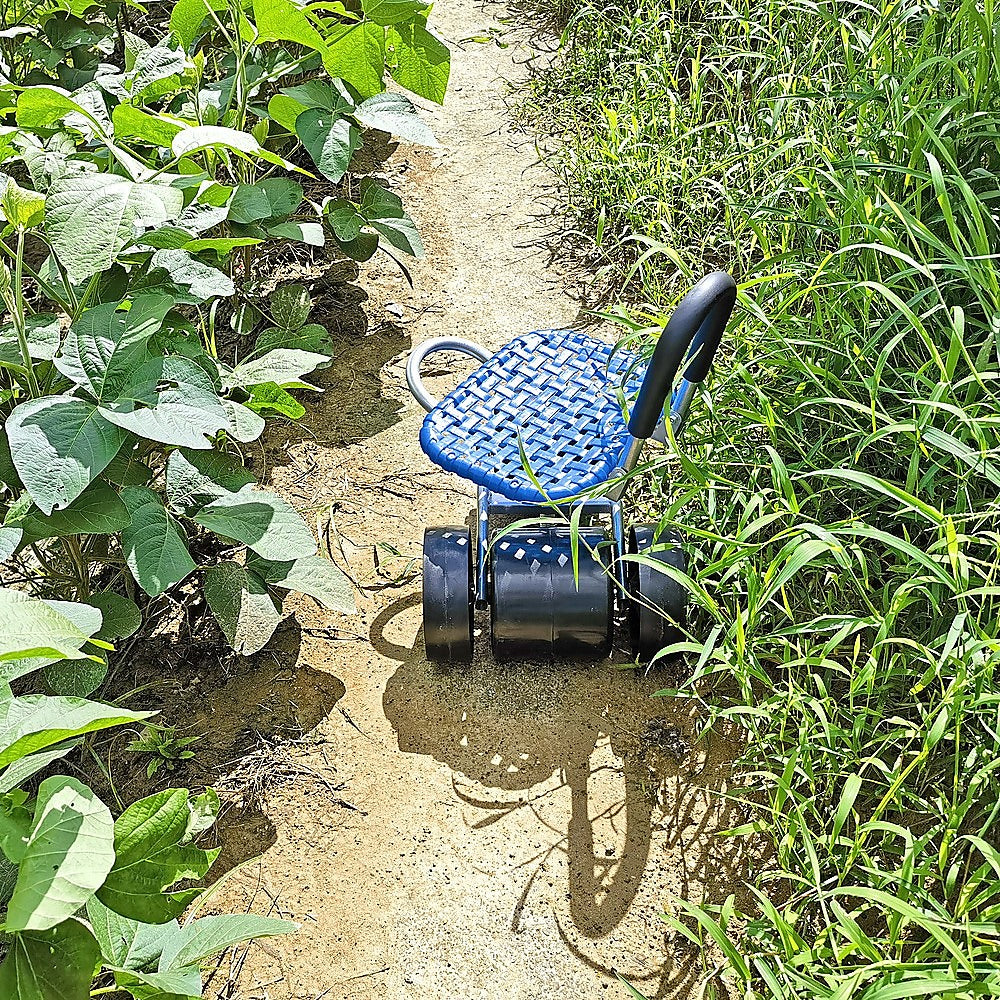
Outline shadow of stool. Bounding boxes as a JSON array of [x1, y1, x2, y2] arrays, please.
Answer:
[[374, 594, 709, 941]]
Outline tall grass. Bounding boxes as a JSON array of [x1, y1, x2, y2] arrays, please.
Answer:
[[526, 0, 1000, 995]]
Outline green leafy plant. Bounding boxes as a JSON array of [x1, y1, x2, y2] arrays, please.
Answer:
[[0, 0, 452, 657], [126, 723, 201, 778], [526, 0, 1000, 994], [0, 181, 354, 658], [0, 587, 294, 999]]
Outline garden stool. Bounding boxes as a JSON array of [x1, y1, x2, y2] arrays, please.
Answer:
[[405, 271, 737, 662]]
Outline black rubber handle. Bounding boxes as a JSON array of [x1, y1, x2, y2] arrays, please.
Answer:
[[627, 271, 737, 440]]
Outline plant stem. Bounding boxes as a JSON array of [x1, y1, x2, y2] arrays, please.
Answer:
[[62, 535, 91, 599], [10, 229, 40, 398]]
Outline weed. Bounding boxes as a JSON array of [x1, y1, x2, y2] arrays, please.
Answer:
[[527, 0, 1000, 994]]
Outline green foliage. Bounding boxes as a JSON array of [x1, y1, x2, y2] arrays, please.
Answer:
[[0, 601, 294, 999], [0, 0, 449, 986], [126, 724, 200, 779], [528, 0, 1000, 994], [0, 0, 448, 655]]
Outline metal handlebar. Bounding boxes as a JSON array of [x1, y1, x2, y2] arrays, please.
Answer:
[[627, 271, 737, 440], [406, 337, 492, 413]]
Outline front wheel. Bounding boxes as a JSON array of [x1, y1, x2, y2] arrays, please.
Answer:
[[422, 526, 474, 663], [626, 524, 687, 662]]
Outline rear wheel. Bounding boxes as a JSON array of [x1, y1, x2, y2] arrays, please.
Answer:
[[490, 526, 613, 660], [422, 526, 474, 662], [627, 524, 687, 661]]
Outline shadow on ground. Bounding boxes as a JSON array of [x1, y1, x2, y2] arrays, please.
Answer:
[[374, 593, 750, 996], [102, 616, 347, 882]]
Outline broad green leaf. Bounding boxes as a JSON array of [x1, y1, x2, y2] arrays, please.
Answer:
[[326, 199, 364, 241], [0, 742, 79, 796], [323, 22, 385, 97], [124, 30, 151, 71], [172, 123, 262, 160], [2, 490, 30, 527], [0, 588, 98, 664], [184, 236, 262, 253], [34, 599, 108, 696], [0, 917, 100, 1000], [204, 561, 282, 655], [228, 177, 303, 224], [148, 248, 235, 300], [112, 104, 185, 147], [20, 483, 131, 543], [7, 396, 125, 514], [170, 124, 296, 173], [134, 225, 196, 250], [176, 184, 233, 235], [361, 0, 430, 24], [158, 913, 295, 972], [268, 220, 324, 245], [1, 179, 45, 229], [221, 399, 265, 443], [0, 315, 62, 366], [120, 486, 196, 597], [268, 80, 353, 131], [166, 448, 255, 515], [246, 382, 306, 419], [370, 214, 424, 257], [283, 78, 356, 113], [86, 896, 178, 971], [46, 174, 185, 283], [115, 966, 202, 995], [0, 526, 22, 561], [226, 185, 271, 224], [252, 0, 326, 52], [227, 348, 328, 389], [42, 657, 109, 698], [86, 592, 141, 640], [270, 284, 311, 330], [15, 87, 85, 128], [41, 599, 102, 641], [360, 176, 406, 218], [0, 694, 150, 771], [100, 355, 230, 450], [170, 0, 227, 48], [102, 444, 153, 488], [193, 485, 316, 560], [5, 776, 114, 931], [17, 132, 76, 191], [255, 323, 332, 355], [354, 92, 436, 145], [23, 315, 61, 361], [130, 41, 185, 98], [249, 553, 355, 612], [266, 93, 308, 131], [0, 791, 31, 862], [295, 109, 360, 183], [332, 229, 379, 261], [54, 294, 173, 402], [388, 22, 450, 104], [0, 598, 101, 686], [96, 788, 219, 923]]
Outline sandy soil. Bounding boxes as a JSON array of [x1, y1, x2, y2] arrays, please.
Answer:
[[197, 3, 744, 997]]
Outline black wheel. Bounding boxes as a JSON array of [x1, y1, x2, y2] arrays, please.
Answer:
[[627, 524, 687, 661], [422, 526, 474, 662], [490, 526, 613, 660]]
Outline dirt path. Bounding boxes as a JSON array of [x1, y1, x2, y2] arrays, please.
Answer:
[[204, 4, 740, 997]]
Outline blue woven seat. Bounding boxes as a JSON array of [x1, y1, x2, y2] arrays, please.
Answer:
[[419, 330, 644, 502]]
